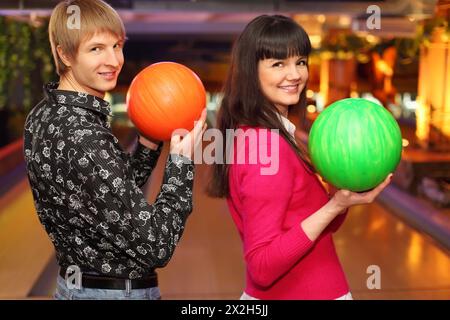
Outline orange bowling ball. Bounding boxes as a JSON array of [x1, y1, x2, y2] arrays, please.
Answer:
[[126, 62, 206, 141]]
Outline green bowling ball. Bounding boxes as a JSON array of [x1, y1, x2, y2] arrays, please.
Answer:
[[308, 98, 402, 192]]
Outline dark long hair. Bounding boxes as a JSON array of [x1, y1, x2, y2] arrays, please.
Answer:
[[207, 14, 315, 198]]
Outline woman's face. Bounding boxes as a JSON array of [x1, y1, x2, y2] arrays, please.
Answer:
[[258, 55, 308, 115]]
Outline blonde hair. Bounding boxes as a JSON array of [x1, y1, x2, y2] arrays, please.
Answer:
[[49, 0, 126, 75]]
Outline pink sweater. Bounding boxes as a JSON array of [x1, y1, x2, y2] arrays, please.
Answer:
[[227, 127, 349, 299]]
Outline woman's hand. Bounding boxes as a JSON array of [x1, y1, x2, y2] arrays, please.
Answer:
[[330, 173, 393, 213], [169, 108, 207, 160]]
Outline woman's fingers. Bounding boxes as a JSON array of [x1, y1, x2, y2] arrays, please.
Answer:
[[335, 173, 394, 208], [353, 173, 393, 204], [362, 173, 393, 198]]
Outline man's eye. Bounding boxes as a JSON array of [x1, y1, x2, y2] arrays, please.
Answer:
[[91, 47, 100, 52]]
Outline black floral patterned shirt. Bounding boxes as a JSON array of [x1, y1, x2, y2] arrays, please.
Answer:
[[23, 82, 195, 279]]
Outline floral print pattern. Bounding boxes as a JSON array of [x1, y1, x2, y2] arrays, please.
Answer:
[[23, 82, 195, 279]]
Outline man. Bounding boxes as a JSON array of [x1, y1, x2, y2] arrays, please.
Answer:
[[23, 0, 206, 300]]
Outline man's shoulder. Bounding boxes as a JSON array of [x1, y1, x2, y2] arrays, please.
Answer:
[[28, 98, 113, 144]]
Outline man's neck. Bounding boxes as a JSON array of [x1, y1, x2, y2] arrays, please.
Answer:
[[58, 76, 105, 99]]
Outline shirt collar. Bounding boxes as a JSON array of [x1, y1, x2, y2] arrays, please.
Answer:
[[277, 113, 297, 140], [44, 82, 112, 117]]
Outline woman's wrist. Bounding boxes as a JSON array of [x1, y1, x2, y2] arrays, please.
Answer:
[[300, 198, 343, 241], [328, 195, 347, 215]]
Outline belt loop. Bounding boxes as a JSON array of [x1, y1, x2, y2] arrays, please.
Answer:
[[125, 279, 132, 294]]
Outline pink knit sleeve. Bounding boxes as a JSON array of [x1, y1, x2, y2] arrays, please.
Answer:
[[327, 210, 348, 233], [236, 129, 315, 288]]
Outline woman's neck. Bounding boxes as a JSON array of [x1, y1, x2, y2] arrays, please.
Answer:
[[274, 104, 288, 118]]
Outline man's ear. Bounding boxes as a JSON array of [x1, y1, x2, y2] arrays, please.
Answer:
[[56, 45, 72, 68]]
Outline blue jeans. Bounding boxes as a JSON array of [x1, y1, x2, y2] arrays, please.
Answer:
[[53, 275, 161, 300]]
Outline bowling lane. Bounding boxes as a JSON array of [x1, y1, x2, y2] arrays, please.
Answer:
[[335, 201, 450, 299], [0, 178, 54, 299]]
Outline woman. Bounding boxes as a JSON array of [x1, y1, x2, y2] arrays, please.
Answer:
[[208, 14, 391, 300]]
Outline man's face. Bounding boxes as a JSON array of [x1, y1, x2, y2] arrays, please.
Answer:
[[68, 32, 124, 97]]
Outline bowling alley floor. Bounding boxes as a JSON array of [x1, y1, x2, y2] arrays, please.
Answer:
[[0, 146, 449, 299]]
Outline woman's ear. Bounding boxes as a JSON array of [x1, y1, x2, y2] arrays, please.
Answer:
[[56, 45, 72, 68]]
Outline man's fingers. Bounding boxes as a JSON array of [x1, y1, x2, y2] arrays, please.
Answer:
[[199, 108, 207, 122], [171, 134, 181, 145], [194, 116, 204, 131], [194, 109, 207, 128]]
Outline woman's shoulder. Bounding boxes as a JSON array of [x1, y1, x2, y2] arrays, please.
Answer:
[[233, 125, 293, 153], [228, 125, 298, 178]]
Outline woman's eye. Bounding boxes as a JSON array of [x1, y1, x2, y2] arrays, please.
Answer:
[[91, 47, 100, 52], [272, 62, 283, 67], [297, 60, 307, 66]]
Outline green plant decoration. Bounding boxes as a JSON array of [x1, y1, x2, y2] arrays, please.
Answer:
[[0, 16, 54, 113]]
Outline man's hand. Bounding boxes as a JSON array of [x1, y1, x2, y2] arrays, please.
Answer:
[[169, 109, 207, 160], [138, 135, 161, 151]]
